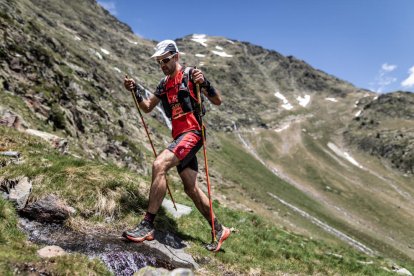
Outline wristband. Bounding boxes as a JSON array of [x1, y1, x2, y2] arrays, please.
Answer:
[[206, 85, 217, 97], [134, 85, 144, 103], [201, 78, 217, 97]]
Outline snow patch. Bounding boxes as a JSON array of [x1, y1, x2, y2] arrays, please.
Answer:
[[74, 36, 81, 41], [211, 50, 233, 57], [355, 110, 362, 117], [297, 95, 310, 107], [195, 54, 205, 58], [327, 143, 364, 169], [191, 34, 208, 47], [226, 39, 235, 44], [325, 97, 338, 102], [275, 123, 290, 132], [215, 45, 223, 50], [274, 92, 293, 110], [126, 39, 138, 45], [113, 67, 121, 73], [95, 52, 103, 60], [100, 48, 110, 55]]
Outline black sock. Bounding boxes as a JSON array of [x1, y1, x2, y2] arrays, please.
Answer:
[[210, 218, 222, 232], [144, 212, 156, 224]]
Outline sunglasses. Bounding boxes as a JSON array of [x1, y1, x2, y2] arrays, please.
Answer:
[[157, 53, 177, 65]]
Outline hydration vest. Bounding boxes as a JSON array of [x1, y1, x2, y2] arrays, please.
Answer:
[[158, 67, 206, 125]]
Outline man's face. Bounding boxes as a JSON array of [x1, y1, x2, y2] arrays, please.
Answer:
[[156, 52, 177, 76]]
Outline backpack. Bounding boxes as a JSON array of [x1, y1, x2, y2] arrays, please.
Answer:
[[158, 67, 206, 125]]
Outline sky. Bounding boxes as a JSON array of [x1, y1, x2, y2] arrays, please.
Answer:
[[97, 0, 414, 93]]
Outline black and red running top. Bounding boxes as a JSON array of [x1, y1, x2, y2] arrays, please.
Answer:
[[155, 70, 201, 139]]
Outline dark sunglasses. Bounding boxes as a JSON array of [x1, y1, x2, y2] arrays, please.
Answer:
[[157, 53, 177, 65]]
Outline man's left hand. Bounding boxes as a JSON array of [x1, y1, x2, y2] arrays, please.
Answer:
[[192, 69, 205, 84]]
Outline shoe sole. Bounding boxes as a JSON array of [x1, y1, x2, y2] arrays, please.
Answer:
[[123, 231, 155, 243], [213, 227, 231, 252]]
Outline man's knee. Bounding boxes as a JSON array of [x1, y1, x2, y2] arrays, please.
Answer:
[[184, 184, 198, 198], [152, 158, 168, 174]]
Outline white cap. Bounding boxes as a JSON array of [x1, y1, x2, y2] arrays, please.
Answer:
[[151, 40, 179, 58]]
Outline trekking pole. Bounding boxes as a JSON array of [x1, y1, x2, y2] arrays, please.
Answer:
[[127, 77, 177, 211], [195, 81, 216, 242]]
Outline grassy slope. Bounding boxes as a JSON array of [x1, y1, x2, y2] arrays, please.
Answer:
[[228, 91, 414, 264], [1, 126, 406, 275]]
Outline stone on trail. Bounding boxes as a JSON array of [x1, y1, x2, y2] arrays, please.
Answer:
[[161, 199, 192, 218], [37, 245, 66, 258]]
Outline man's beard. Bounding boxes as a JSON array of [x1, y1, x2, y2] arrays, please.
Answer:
[[162, 63, 175, 76]]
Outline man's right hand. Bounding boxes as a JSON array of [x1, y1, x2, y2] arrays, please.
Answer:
[[124, 75, 136, 92]]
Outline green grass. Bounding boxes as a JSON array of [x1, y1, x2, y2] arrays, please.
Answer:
[[209, 133, 328, 219], [242, 123, 414, 264], [1, 125, 412, 275], [0, 198, 110, 275], [169, 197, 394, 275]]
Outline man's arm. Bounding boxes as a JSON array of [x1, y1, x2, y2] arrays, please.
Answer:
[[124, 75, 160, 113], [138, 94, 160, 113], [201, 87, 222, 106], [192, 69, 222, 106]]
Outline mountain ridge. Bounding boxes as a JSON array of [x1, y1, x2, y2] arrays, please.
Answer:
[[1, 0, 414, 274]]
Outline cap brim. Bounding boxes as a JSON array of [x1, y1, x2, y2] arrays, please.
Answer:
[[150, 50, 169, 58]]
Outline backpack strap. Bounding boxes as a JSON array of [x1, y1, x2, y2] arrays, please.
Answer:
[[161, 76, 168, 93]]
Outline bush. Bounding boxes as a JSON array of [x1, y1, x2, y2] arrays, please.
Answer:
[[48, 103, 66, 130]]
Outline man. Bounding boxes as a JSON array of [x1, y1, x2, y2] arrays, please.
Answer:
[[123, 40, 230, 252]]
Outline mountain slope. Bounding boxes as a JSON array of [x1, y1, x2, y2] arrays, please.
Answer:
[[1, 0, 414, 274]]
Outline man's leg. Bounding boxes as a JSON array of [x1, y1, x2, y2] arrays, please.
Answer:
[[123, 149, 179, 242], [180, 166, 231, 252], [147, 149, 180, 214], [180, 167, 213, 221]]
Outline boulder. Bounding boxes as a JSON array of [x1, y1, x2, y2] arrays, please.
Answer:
[[25, 129, 68, 153], [0, 177, 32, 210], [0, 110, 25, 129], [161, 199, 192, 219], [134, 266, 194, 276], [37, 245, 66, 258], [20, 194, 75, 223]]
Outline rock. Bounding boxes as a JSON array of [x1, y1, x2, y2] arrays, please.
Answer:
[[134, 266, 194, 276], [0, 151, 20, 158], [146, 231, 199, 269], [20, 194, 75, 223], [395, 268, 412, 276], [37, 245, 66, 258], [161, 199, 192, 218], [1, 177, 32, 210], [134, 266, 169, 276], [25, 129, 68, 153], [9, 57, 23, 72], [0, 110, 25, 129], [170, 268, 194, 276]]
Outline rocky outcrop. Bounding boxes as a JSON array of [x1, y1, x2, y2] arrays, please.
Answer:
[[134, 266, 194, 276], [0, 176, 32, 210], [20, 194, 76, 223], [345, 92, 414, 175]]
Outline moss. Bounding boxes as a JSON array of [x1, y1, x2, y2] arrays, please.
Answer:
[[30, 43, 54, 67], [48, 103, 66, 130], [7, 43, 25, 56]]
